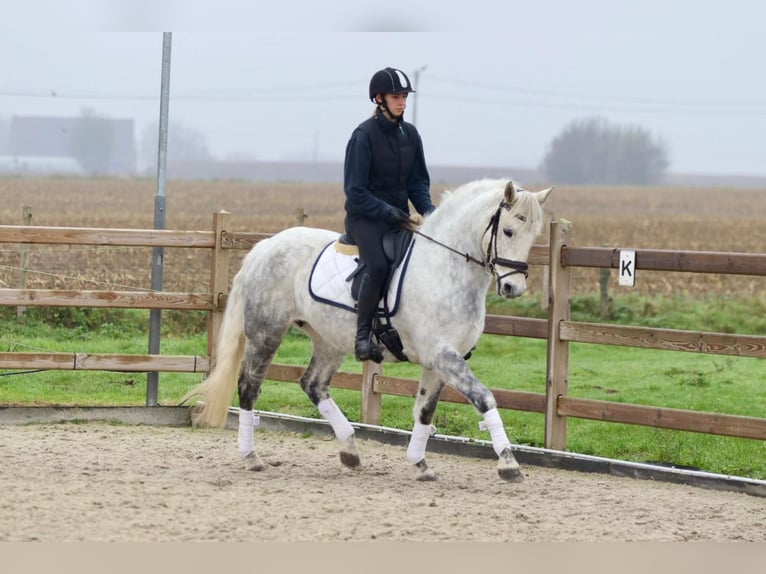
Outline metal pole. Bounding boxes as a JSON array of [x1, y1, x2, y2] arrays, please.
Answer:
[[411, 65, 427, 127], [146, 32, 172, 406]]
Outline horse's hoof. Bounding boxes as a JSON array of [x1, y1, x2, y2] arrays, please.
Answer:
[[243, 451, 266, 472], [416, 468, 437, 481], [339, 435, 361, 468], [498, 466, 525, 482], [340, 450, 361, 468], [498, 447, 524, 482], [414, 459, 437, 481]]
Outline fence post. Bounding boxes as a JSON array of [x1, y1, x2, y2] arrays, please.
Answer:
[[17, 206, 33, 318], [360, 361, 382, 424], [208, 211, 231, 371], [294, 207, 308, 227], [540, 214, 554, 310], [545, 219, 572, 450], [599, 267, 611, 318]]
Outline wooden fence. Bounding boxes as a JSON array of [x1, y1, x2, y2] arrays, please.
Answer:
[[0, 212, 764, 451]]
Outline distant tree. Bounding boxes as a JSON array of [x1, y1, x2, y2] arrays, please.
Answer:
[[140, 120, 213, 170], [70, 108, 115, 175], [541, 117, 670, 185]]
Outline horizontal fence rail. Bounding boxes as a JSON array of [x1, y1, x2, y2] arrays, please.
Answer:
[[0, 215, 764, 454], [0, 352, 210, 373], [559, 321, 766, 358], [0, 290, 214, 310], [563, 246, 766, 276], [0, 224, 216, 248]]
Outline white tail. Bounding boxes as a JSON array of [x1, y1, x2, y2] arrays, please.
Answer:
[[182, 280, 246, 428]]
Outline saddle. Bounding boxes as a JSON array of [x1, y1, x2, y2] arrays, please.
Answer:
[[336, 228, 413, 301], [318, 228, 414, 362]]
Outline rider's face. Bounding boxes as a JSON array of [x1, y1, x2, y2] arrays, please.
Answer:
[[378, 93, 408, 118]]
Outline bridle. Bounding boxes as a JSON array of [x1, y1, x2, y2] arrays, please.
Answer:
[[411, 199, 530, 294]]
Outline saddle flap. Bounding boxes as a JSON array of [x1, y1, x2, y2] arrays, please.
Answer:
[[382, 228, 414, 264]]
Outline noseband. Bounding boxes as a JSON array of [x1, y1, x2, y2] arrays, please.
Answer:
[[412, 200, 530, 294], [483, 200, 530, 293]]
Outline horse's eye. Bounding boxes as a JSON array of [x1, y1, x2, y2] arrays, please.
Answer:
[[503, 227, 514, 238]]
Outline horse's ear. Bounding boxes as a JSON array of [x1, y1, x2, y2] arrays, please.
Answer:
[[535, 186, 554, 205], [504, 180, 517, 204]]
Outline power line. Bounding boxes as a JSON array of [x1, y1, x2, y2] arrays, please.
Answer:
[[2, 77, 764, 116], [424, 94, 766, 116], [424, 74, 766, 112], [0, 80, 362, 102]]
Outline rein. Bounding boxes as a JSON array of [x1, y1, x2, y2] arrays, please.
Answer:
[[411, 200, 530, 293]]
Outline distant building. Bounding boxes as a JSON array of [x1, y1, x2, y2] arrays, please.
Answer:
[[6, 115, 135, 176], [0, 155, 84, 176]]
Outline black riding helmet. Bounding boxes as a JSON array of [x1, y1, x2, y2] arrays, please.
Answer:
[[368, 67, 416, 102]]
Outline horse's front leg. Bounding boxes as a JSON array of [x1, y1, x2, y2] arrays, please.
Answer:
[[432, 346, 524, 482], [407, 367, 444, 481]]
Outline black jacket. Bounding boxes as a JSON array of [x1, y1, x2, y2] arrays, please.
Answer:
[[343, 110, 433, 223]]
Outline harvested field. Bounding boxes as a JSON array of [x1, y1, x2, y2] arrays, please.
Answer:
[[0, 177, 764, 297]]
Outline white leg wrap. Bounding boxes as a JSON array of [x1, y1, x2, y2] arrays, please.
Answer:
[[238, 409, 258, 457], [318, 398, 354, 442], [406, 422, 436, 464], [480, 408, 512, 456]]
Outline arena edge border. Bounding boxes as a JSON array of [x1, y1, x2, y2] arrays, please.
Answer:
[[1, 405, 764, 498]]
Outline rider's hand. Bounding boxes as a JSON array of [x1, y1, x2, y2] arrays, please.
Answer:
[[408, 213, 424, 227], [387, 206, 411, 227]]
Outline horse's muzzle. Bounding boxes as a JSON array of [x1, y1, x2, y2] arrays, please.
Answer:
[[500, 280, 526, 299]]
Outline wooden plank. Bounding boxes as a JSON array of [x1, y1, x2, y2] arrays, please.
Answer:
[[264, 364, 363, 391], [563, 246, 766, 276], [361, 361, 382, 424], [527, 244, 550, 266], [484, 315, 547, 338], [0, 290, 214, 310], [0, 353, 76, 370], [545, 220, 572, 450], [266, 364, 304, 383], [495, 389, 546, 413], [208, 212, 231, 366], [220, 231, 272, 250], [558, 396, 766, 441], [0, 352, 209, 373], [329, 370, 364, 391], [560, 321, 766, 358], [0, 225, 215, 248], [74, 354, 210, 372], [371, 374, 546, 413]]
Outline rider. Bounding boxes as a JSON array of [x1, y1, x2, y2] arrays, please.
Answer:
[[343, 66, 436, 363]]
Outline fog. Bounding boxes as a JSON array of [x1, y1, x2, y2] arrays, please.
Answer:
[[2, 0, 765, 178]]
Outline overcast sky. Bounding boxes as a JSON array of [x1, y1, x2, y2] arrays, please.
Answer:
[[2, 0, 765, 176]]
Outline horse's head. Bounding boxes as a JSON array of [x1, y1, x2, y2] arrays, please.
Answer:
[[481, 180, 553, 298]]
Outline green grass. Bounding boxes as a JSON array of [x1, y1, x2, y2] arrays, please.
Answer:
[[0, 296, 764, 479]]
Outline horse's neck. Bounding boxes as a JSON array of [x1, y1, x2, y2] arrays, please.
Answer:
[[423, 194, 494, 257], [413, 193, 496, 298]]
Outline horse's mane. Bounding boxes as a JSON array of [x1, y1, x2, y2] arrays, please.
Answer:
[[438, 178, 497, 204], [435, 178, 545, 234]]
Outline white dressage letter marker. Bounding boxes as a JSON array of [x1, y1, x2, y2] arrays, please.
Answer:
[[619, 249, 636, 287]]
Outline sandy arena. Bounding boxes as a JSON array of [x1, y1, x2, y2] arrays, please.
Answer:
[[0, 422, 763, 542]]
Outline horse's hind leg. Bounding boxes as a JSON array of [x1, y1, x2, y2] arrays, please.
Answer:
[[298, 332, 358, 468], [407, 367, 444, 481], [433, 347, 524, 482], [238, 329, 285, 471]]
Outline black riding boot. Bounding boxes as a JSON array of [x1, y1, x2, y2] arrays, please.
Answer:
[[354, 274, 385, 363]]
